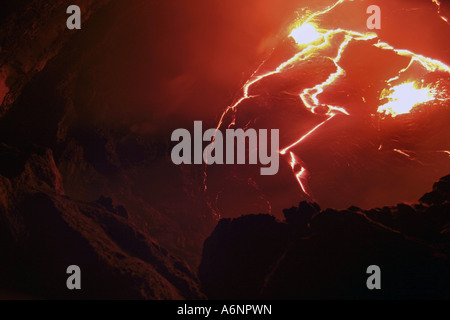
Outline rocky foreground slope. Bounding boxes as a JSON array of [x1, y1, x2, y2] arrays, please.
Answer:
[[199, 175, 450, 299], [0, 146, 204, 299]]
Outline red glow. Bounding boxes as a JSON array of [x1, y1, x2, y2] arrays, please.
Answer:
[[211, 0, 450, 201]]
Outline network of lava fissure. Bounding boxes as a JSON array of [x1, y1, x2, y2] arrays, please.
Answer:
[[215, 0, 450, 196]]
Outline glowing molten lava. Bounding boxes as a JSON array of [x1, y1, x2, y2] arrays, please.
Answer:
[[378, 82, 437, 117], [210, 0, 450, 203], [433, 0, 449, 24], [289, 23, 323, 46]]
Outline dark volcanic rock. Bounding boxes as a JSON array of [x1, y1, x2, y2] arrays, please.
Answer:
[[0, 148, 204, 299], [96, 195, 129, 218], [0, 0, 216, 271], [420, 174, 450, 205], [283, 201, 320, 227], [199, 214, 291, 299], [0, 0, 112, 115], [199, 177, 450, 299]]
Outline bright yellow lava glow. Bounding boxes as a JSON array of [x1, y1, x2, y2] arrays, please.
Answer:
[[289, 23, 323, 46], [377, 82, 436, 117], [211, 0, 450, 195]]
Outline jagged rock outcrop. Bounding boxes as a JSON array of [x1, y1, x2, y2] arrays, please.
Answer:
[[0, 0, 112, 115], [199, 175, 450, 299], [0, 147, 204, 299], [0, 0, 216, 271]]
